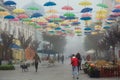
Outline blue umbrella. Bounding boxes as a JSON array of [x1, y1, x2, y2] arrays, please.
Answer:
[[80, 17, 91, 20], [81, 7, 93, 13], [4, 15, 15, 19], [9, 43, 21, 49], [3, 1, 16, 6], [31, 13, 43, 18], [112, 9, 120, 13], [37, 49, 57, 54], [107, 18, 116, 20], [84, 27, 92, 30], [71, 22, 80, 25], [55, 27, 61, 30], [65, 16, 76, 20], [44, 1, 56, 6], [103, 26, 110, 29]]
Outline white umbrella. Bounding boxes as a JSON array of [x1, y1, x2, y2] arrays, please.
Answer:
[[86, 49, 95, 54]]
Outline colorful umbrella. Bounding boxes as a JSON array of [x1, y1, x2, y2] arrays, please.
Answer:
[[49, 18, 62, 22], [114, 4, 120, 8], [97, 3, 108, 8], [4, 15, 15, 19], [65, 16, 76, 20], [81, 7, 93, 13], [21, 18, 31, 22], [44, 1, 56, 6], [62, 6, 74, 10], [64, 12, 75, 17], [79, 0, 92, 6], [17, 14, 29, 19], [10, 18, 19, 21], [13, 8, 25, 14], [0, 11, 9, 16], [81, 13, 92, 17], [3, 1, 16, 6], [46, 9, 57, 13], [27, 6, 39, 10], [103, 26, 110, 29], [116, 0, 120, 2], [80, 17, 91, 21], [112, 9, 120, 13], [96, 9, 107, 14], [31, 13, 43, 18]]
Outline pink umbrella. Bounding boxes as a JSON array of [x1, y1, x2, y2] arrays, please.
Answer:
[[10, 17, 19, 21], [62, 5, 74, 10], [48, 14, 59, 18], [115, 4, 120, 8], [17, 14, 28, 19], [110, 12, 120, 16], [81, 13, 92, 17]]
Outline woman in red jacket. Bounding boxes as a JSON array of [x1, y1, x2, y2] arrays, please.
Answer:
[[71, 54, 79, 79]]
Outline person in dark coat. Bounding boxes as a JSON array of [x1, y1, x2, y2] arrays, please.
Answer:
[[34, 54, 41, 72], [76, 52, 82, 73]]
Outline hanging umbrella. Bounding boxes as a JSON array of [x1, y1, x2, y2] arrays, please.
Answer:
[[21, 18, 31, 22], [80, 17, 91, 21], [27, 6, 39, 10], [4, 15, 15, 19], [10, 18, 19, 21], [96, 9, 107, 14], [65, 16, 76, 20], [79, 0, 92, 6], [34, 25, 41, 29], [62, 5, 74, 10], [103, 26, 110, 29], [46, 9, 57, 13], [47, 14, 59, 19], [64, 12, 75, 17], [71, 22, 80, 26], [44, 1, 56, 6], [13, 8, 25, 14], [9, 43, 21, 49], [114, 4, 120, 8], [55, 27, 62, 30], [49, 18, 62, 22], [31, 13, 43, 18], [17, 14, 29, 19], [116, 0, 120, 2], [0, 11, 9, 16], [81, 13, 92, 17], [3, 1, 16, 6], [97, 3, 108, 8], [112, 9, 120, 13], [81, 7, 93, 13]]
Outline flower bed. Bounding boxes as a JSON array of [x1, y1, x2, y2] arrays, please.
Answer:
[[0, 65, 15, 70]]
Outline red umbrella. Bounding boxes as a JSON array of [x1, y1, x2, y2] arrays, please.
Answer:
[[115, 4, 120, 8], [62, 5, 74, 10], [17, 14, 28, 19]]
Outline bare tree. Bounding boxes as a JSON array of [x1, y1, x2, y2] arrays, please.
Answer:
[[18, 30, 32, 60]]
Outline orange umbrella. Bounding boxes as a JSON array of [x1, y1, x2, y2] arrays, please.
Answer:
[[46, 9, 58, 13]]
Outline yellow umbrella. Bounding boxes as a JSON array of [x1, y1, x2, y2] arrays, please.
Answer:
[[13, 8, 25, 14], [96, 14, 107, 20], [0, 11, 9, 16], [46, 9, 58, 13], [96, 9, 107, 14], [116, 0, 120, 2], [79, 0, 92, 6]]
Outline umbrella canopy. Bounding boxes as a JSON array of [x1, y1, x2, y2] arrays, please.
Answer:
[[31, 13, 43, 18], [97, 3, 108, 8], [3, 1, 16, 6], [65, 16, 76, 20], [27, 6, 39, 10], [62, 5, 74, 10], [37, 49, 57, 54], [13, 8, 25, 14], [79, 0, 92, 6], [114, 4, 120, 8], [84, 27, 92, 30], [44, 1, 56, 6], [64, 12, 75, 17], [10, 18, 19, 21], [4, 15, 15, 19], [81, 13, 92, 17], [17, 14, 29, 19], [47, 14, 59, 19], [0, 11, 9, 16], [9, 43, 21, 49], [86, 49, 95, 54], [21, 18, 31, 22], [81, 7, 93, 13], [116, 0, 120, 2], [96, 9, 107, 14], [103, 26, 110, 29], [46, 9, 57, 13], [49, 18, 62, 22], [112, 9, 120, 13], [80, 17, 91, 20]]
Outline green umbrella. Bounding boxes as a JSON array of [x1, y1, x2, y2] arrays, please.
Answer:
[[97, 3, 108, 8], [27, 6, 39, 10], [34, 25, 41, 28], [21, 18, 31, 22], [64, 12, 75, 17], [50, 18, 62, 22]]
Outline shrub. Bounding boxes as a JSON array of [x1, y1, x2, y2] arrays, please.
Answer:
[[0, 65, 15, 70]]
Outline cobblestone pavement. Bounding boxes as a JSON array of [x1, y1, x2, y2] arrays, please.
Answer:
[[0, 60, 120, 80]]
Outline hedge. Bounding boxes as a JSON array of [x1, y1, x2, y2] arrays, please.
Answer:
[[0, 65, 15, 70]]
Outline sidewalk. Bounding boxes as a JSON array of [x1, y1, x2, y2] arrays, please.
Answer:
[[0, 60, 119, 80]]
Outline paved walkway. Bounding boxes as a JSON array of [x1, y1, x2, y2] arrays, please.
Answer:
[[0, 59, 119, 80]]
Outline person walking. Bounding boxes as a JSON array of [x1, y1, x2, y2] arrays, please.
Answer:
[[34, 54, 41, 72], [61, 54, 64, 64], [76, 52, 82, 73], [71, 54, 79, 79]]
